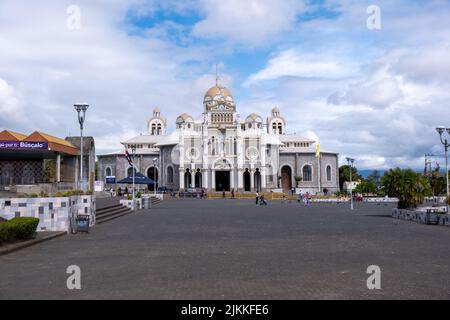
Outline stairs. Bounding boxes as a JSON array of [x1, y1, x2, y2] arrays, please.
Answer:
[[95, 204, 133, 224], [150, 197, 161, 207]]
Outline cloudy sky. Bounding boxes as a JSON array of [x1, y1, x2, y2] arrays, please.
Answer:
[[1, 0, 450, 170]]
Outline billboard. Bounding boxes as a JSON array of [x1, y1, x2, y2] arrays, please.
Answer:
[[105, 176, 116, 184], [0, 141, 48, 150]]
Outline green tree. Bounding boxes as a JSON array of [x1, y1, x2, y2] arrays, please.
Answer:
[[426, 172, 446, 196], [294, 176, 302, 187], [381, 168, 431, 209], [42, 159, 56, 183], [367, 170, 382, 188], [339, 165, 362, 190], [354, 180, 378, 195]]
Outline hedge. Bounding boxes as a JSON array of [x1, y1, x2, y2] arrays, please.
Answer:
[[0, 217, 40, 244]]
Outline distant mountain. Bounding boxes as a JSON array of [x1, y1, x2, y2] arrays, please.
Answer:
[[358, 169, 386, 179]]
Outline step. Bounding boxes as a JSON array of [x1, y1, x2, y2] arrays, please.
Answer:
[[96, 204, 124, 214], [96, 210, 133, 224], [96, 207, 131, 219]]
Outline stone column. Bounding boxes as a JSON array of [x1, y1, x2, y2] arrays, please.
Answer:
[[191, 169, 195, 188], [238, 168, 243, 190], [250, 169, 254, 191], [56, 153, 61, 183], [261, 167, 266, 190], [179, 168, 185, 190], [230, 169, 235, 190], [211, 169, 216, 191], [203, 169, 208, 189]]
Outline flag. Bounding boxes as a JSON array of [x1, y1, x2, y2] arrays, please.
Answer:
[[124, 149, 133, 166], [316, 143, 321, 159]]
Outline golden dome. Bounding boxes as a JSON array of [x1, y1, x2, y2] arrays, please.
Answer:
[[246, 113, 262, 122], [204, 85, 233, 100], [176, 113, 193, 124]]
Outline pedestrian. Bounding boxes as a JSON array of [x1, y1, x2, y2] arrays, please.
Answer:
[[255, 192, 259, 205], [222, 189, 226, 198], [118, 187, 122, 197], [200, 188, 204, 199], [260, 194, 268, 205], [125, 186, 129, 196], [231, 188, 235, 199]]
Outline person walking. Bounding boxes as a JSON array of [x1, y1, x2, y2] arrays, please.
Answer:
[[259, 194, 267, 205], [231, 188, 235, 199], [255, 192, 260, 205], [222, 189, 226, 198]]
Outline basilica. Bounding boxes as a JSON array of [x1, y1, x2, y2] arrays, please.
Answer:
[[97, 81, 339, 194]]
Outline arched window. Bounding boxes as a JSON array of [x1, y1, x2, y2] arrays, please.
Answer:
[[157, 123, 162, 135], [105, 167, 112, 177], [303, 165, 312, 182], [127, 166, 136, 177], [326, 165, 332, 181], [167, 166, 174, 183], [151, 123, 156, 135]]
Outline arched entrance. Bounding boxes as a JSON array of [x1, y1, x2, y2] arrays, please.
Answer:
[[281, 165, 292, 191], [147, 167, 158, 191], [254, 168, 261, 192], [184, 169, 192, 188], [243, 169, 251, 192], [215, 171, 230, 191], [195, 169, 202, 188]]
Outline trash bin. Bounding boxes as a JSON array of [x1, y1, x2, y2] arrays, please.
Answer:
[[76, 214, 90, 233]]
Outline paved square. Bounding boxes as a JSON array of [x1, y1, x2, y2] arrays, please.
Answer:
[[1, 199, 450, 299]]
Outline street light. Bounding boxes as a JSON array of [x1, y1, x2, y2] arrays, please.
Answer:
[[130, 145, 137, 204], [436, 126, 450, 198], [346, 157, 355, 211], [152, 157, 158, 195], [74, 103, 89, 191]]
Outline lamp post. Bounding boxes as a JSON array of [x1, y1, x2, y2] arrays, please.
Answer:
[[436, 126, 450, 198], [74, 103, 89, 191], [153, 158, 158, 195], [346, 157, 355, 210], [130, 145, 137, 204]]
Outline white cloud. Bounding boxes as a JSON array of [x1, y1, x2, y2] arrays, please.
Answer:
[[0, 78, 27, 126], [192, 0, 305, 46], [245, 49, 347, 85]]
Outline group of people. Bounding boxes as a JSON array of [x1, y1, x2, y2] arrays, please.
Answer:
[[108, 187, 134, 198], [255, 192, 268, 205], [222, 188, 236, 199], [297, 192, 312, 205]]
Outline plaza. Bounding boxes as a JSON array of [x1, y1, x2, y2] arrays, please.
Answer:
[[1, 198, 449, 299]]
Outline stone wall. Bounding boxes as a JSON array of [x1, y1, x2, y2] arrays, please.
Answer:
[[0, 195, 95, 232]]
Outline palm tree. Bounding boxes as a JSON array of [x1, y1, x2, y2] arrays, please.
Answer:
[[381, 168, 431, 209], [294, 176, 302, 187]]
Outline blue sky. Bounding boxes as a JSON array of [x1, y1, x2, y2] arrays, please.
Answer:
[[1, 0, 450, 170]]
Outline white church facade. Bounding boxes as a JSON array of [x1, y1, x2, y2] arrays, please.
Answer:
[[97, 81, 340, 194]]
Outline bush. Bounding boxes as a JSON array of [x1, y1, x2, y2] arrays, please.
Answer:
[[0, 217, 40, 244], [0, 223, 11, 243]]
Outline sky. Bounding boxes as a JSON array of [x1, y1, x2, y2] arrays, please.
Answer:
[[1, 0, 450, 170]]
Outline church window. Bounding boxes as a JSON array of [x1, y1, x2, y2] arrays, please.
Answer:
[[167, 166, 174, 183], [303, 165, 312, 182], [326, 165, 332, 181]]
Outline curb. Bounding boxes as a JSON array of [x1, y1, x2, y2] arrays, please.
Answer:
[[0, 231, 67, 256]]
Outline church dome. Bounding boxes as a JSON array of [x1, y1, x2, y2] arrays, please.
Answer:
[[176, 113, 193, 124], [246, 113, 263, 122], [203, 85, 236, 111]]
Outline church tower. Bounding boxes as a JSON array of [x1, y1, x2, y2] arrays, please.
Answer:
[[148, 107, 167, 135], [267, 107, 286, 134]]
